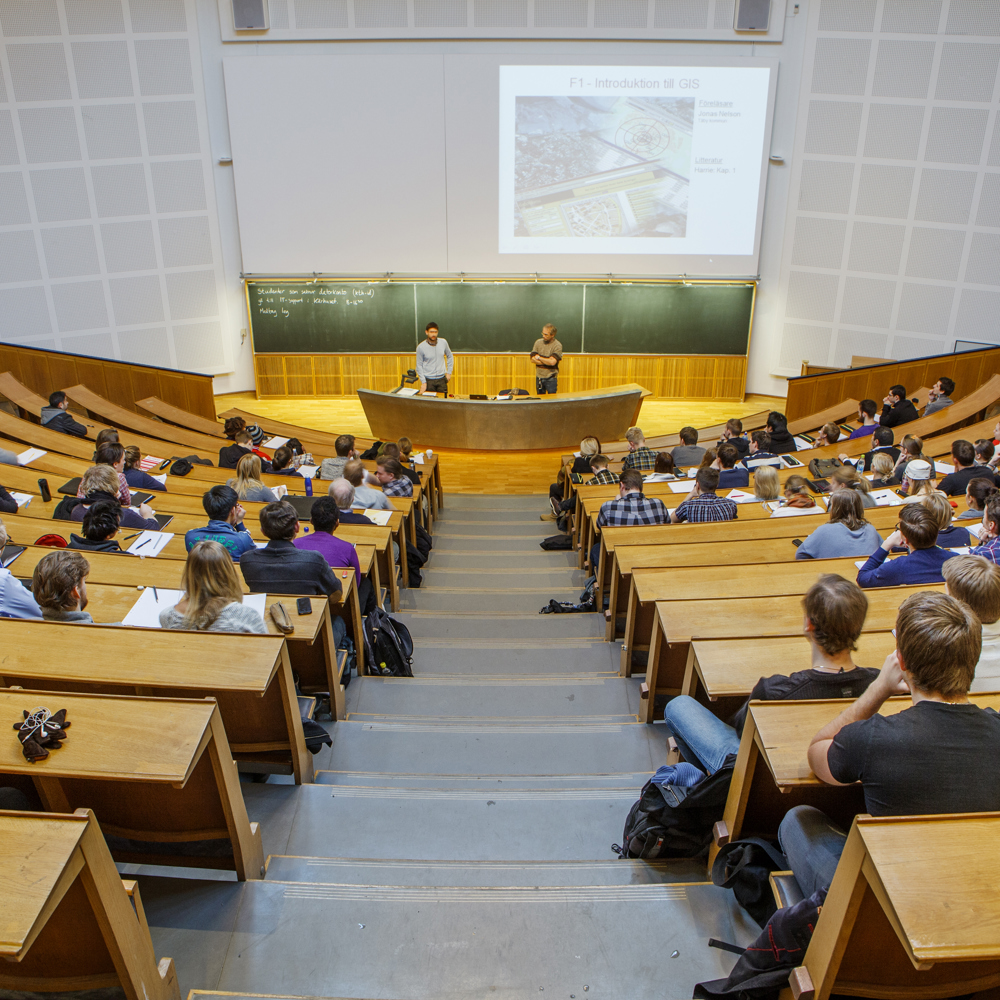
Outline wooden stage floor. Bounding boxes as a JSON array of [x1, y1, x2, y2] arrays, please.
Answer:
[[216, 392, 781, 495]]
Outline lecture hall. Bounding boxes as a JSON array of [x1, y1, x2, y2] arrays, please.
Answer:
[[2, 2, 1000, 999]]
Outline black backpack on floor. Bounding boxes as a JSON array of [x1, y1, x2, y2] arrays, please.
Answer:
[[363, 608, 414, 677], [613, 759, 735, 859], [540, 533, 573, 550]]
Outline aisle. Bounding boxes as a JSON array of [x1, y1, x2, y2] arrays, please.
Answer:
[[141, 496, 754, 999]]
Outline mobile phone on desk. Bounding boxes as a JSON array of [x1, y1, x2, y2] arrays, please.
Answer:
[[159, 458, 172, 470], [37, 479, 51, 502], [296, 597, 313, 615]]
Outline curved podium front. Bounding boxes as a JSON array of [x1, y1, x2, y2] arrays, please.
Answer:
[[358, 384, 649, 451]]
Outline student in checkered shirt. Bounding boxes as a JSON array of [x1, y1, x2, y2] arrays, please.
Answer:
[[589, 469, 670, 568], [670, 467, 739, 524], [375, 457, 413, 498], [622, 427, 658, 472], [547, 455, 620, 522]]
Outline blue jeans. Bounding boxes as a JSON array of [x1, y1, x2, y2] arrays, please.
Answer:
[[332, 612, 347, 649], [536, 376, 557, 395], [662, 695, 741, 774], [778, 805, 848, 897]]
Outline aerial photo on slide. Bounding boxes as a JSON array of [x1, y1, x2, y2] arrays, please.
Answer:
[[514, 95, 694, 240]]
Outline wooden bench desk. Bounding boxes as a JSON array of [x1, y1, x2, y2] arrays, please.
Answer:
[[620, 556, 872, 671], [0, 619, 313, 782], [136, 395, 227, 437], [713, 694, 1000, 870], [0, 689, 265, 879], [641, 587, 944, 723], [0, 807, 181, 1000], [786, 813, 1000, 1000], [70, 583, 361, 705], [687, 632, 898, 707]]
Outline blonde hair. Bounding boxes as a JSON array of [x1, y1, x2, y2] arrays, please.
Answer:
[[907, 479, 938, 498], [624, 427, 645, 447], [230, 453, 266, 500], [870, 452, 895, 478], [397, 437, 412, 456], [784, 474, 811, 497], [921, 492, 954, 530], [179, 541, 244, 630], [580, 436, 601, 456], [753, 465, 780, 500], [831, 466, 872, 494], [944, 555, 1000, 625], [0, 518, 7, 548], [80, 464, 121, 497]]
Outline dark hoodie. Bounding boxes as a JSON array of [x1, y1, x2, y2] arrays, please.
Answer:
[[767, 425, 798, 454], [40, 405, 87, 437], [68, 534, 122, 553]]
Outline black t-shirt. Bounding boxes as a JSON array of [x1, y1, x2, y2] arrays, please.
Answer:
[[828, 701, 1000, 816], [938, 464, 1000, 496], [729, 666, 880, 736]]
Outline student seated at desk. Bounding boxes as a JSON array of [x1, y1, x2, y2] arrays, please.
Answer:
[[796, 490, 882, 560], [344, 459, 392, 511], [0, 518, 41, 618], [68, 499, 122, 553], [160, 540, 267, 633], [779, 475, 817, 510], [814, 422, 840, 449], [270, 446, 301, 478], [329, 479, 378, 524], [185, 485, 256, 562], [32, 549, 94, 623], [669, 467, 738, 524], [663, 575, 878, 774], [890, 433, 932, 483], [969, 493, 1000, 563], [76, 443, 130, 506], [240, 500, 344, 601], [548, 454, 620, 522], [783, 591, 1000, 896], [318, 434, 358, 481], [717, 418, 749, 458], [939, 439, 1000, 496], [842, 426, 899, 472], [922, 492, 971, 548], [123, 445, 167, 492], [741, 431, 780, 467], [830, 465, 877, 509], [0, 482, 16, 515], [220, 429, 272, 473], [376, 457, 413, 498], [847, 398, 878, 439], [960, 477, 999, 521], [670, 426, 705, 468], [228, 453, 283, 504], [857, 503, 956, 587], [71, 466, 159, 532], [869, 452, 899, 488], [714, 443, 749, 489], [40, 390, 86, 437], [589, 470, 670, 569], [943, 555, 1000, 691], [623, 428, 658, 472], [766, 411, 797, 454], [381, 443, 420, 487], [752, 465, 780, 502], [641, 453, 675, 484]]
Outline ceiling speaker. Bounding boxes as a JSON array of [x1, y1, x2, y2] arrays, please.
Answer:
[[233, 0, 269, 29], [734, 0, 769, 31]]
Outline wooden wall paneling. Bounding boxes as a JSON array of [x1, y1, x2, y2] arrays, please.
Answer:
[[285, 356, 315, 396], [371, 354, 405, 393], [255, 354, 285, 396], [70, 359, 110, 401], [128, 369, 162, 413], [313, 355, 342, 395], [24, 354, 57, 398], [341, 355, 373, 396], [104, 365, 135, 412]]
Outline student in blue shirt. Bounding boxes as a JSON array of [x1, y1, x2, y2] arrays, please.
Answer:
[[185, 485, 256, 562], [857, 502, 957, 588], [714, 443, 749, 488]]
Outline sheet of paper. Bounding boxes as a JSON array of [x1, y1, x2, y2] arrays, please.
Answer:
[[262, 435, 289, 449], [123, 588, 266, 628], [668, 480, 693, 493], [855, 559, 867, 569], [726, 489, 760, 504], [360, 508, 392, 525], [770, 505, 825, 517], [254, 540, 269, 549], [17, 448, 46, 465], [126, 531, 174, 557], [139, 455, 165, 470], [10, 492, 31, 508], [968, 522, 984, 539], [793, 437, 813, 451], [397, 387, 419, 396], [934, 462, 955, 475], [869, 488, 906, 507], [420, 391, 438, 396], [411, 452, 425, 464], [297, 464, 319, 479], [149, 473, 167, 486], [947, 547, 972, 554]]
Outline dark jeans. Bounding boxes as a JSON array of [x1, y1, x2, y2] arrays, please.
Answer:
[[536, 375, 558, 394], [424, 376, 448, 395]]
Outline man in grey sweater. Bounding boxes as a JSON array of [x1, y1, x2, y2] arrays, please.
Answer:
[[415, 322, 453, 394], [924, 376, 955, 416]]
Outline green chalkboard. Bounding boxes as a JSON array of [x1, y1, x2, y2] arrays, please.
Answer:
[[583, 284, 754, 355], [248, 282, 416, 353], [415, 283, 583, 353], [247, 280, 753, 356]]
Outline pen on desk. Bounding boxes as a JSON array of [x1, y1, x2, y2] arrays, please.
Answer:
[[153, 587, 158, 602], [135, 538, 151, 551], [123, 532, 142, 541]]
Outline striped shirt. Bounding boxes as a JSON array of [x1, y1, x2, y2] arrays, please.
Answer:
[[622, 446, 658, 472], [597, 491, 670, 528], [674, 492, 739, 523], [972, 536, 1000, 564]]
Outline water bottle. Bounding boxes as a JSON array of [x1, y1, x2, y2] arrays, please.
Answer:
[[305, 476, 313, 497]]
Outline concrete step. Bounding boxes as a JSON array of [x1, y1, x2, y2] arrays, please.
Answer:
[[314, 771, 654, 790], [408, 641, 619, 675], [432, 521, 554, 537], [264, 854, 707, 886], [397, 612, 606, 640], [435, 509, 552, 523], [429, 534, 564, 553], [153, 876, 753, 999], [442, 494, 548, 511], [428, 550, 578, 569], [347, 675, 640, 720], [400, 588, 581, 614], [421, 568, 585, 590]]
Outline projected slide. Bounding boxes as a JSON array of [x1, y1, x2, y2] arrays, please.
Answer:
[[499, 65, 772, 256]]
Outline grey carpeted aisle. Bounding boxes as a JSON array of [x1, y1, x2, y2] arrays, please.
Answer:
[[140, 495, 754, 1000]]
